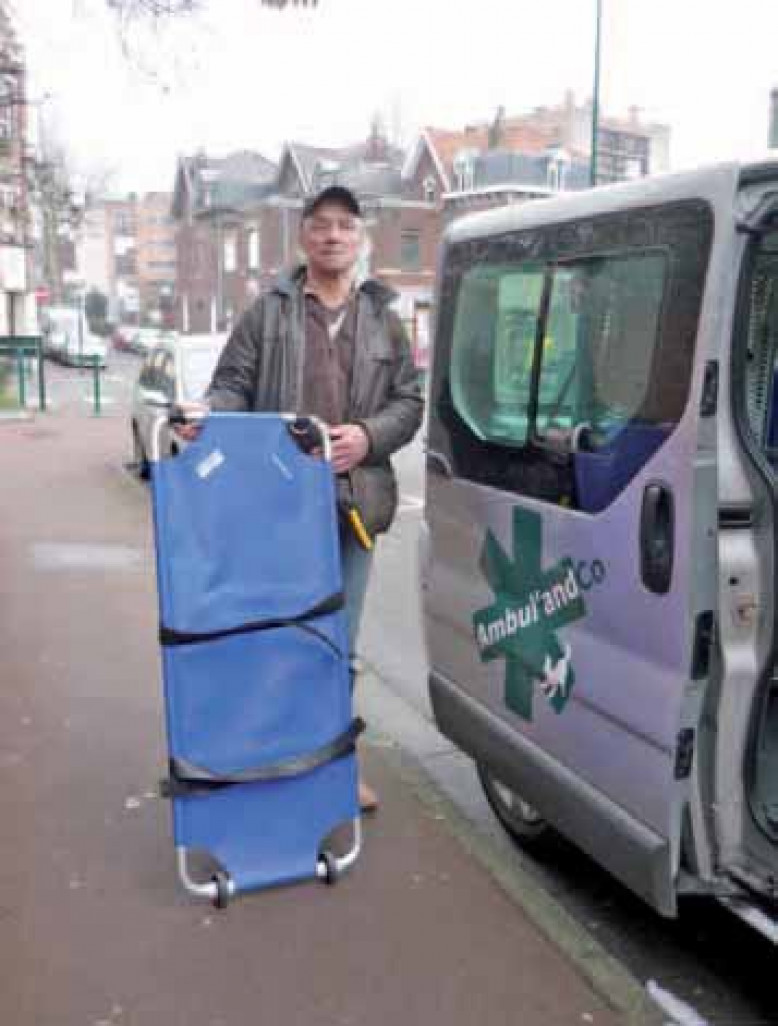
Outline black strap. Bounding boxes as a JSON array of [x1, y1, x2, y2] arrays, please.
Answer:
[[160, 717, 365, 798], [159, 590, 344, 647]]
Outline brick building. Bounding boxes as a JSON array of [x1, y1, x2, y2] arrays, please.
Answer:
[[498, 92, 670, 184], [171, 130, 442, 366], [72, 192, 178, 326], [170, 102, 669, 368], [104, 197, 139, 323], [171, 150, 277, 334], [135, 192, 176, 325], [0, 3, 32, 332]]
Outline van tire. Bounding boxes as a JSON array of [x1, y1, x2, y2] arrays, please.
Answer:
[[477, 763, 553, 850]]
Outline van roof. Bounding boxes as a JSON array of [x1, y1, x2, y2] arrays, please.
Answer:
[[444, 158, 778, 245]]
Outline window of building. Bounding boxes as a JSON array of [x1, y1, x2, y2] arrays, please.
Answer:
[[547, 152, 570, 192], [223, 231, 237, 273], [423, 176, 437, 203], [453, 151, 476, 192], [247, 227, 261, 271], [400, 230, 422, 271]]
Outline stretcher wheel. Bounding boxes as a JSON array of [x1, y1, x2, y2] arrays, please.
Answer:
[[318, 851, 339, 885], [212, 870, 232, 909]]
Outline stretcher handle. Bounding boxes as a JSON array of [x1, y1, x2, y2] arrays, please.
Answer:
[[287, 415, 332, 462]]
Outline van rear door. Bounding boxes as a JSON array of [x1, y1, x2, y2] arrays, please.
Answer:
[[718, 172, 778, 908], [424, 198, 716, 915]]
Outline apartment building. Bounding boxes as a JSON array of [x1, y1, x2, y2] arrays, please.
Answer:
[[0, 2, 32, 333], [72, 192, 177, 326]]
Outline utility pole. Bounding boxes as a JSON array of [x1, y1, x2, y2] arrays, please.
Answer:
[[590, 0, 603, 188]]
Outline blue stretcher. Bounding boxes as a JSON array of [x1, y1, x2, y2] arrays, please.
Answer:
[[149, 412, 363, 907]]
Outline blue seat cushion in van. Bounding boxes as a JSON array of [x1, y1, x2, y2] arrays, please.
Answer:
[[574, 422, 667, 513], [766, 368, 778, 452]]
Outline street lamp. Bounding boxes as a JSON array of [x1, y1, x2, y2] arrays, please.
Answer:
[[590, 0, 602, 188]]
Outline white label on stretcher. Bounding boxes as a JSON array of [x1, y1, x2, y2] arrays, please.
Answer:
[[196, 449, 225, 479]]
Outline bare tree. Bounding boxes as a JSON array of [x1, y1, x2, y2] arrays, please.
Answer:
[[105, 0, 318, 16], [30, 118, 114, 304], [106, 1, 202, 17]]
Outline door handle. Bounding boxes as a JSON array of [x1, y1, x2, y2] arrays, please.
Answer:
[[640, 483, 674, 594], [425, 448, 453, 478]]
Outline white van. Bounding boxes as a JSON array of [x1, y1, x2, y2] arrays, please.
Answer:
[[422, 160, 778, 942]]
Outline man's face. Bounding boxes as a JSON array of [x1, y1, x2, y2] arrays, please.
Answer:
[[300, 201, 363, 278]]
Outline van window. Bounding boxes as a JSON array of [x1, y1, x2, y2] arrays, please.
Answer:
[[451, 264, 544, 446], [434, 201, 713, 511], [450, 252, 667, 450], [539, 253, 666, 440]]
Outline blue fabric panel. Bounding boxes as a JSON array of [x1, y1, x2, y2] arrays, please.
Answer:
[[574, 423, 667, 513], [173, 757, 358, 892], [767, 369, 778, 449], [149, 414, 356, 896], [151, 414, 343, 636], [162, 619, 350, 774]]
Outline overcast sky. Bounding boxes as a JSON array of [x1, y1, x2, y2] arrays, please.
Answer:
[[16, 0, 778, 194]]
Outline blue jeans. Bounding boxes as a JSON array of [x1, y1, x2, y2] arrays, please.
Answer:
[[340, 526, 374, 656]]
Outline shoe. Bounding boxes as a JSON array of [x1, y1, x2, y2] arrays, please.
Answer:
[[358, 779, 379, 814]]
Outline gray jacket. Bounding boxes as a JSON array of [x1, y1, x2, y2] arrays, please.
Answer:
[[206, 267, 424, 535]]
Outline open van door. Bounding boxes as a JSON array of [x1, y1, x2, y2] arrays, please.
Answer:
[[424, 193, 719, 916], [711, 168, 778, 934]]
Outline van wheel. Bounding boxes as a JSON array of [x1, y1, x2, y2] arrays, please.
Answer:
[[132, 425, 150, 480], [477, 764, 552, 849]]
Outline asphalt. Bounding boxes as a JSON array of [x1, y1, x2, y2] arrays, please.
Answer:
[[0, 400, 662, 1026]]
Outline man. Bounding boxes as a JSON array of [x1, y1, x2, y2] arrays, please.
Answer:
[[180, 185, 424, 811]]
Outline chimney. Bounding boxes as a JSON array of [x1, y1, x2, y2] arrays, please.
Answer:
[[488, 105, 506, 149], [770, 89, 778, 149]]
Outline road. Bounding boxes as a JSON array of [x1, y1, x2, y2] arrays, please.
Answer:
[[39, 347, 778, 1025]]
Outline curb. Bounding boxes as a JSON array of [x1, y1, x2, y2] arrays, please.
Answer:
[[366, 732, 663, 1026]]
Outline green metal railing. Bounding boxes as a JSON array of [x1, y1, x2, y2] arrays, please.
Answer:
[[0, 336, 46, 412], [89, 355, 102, 416]]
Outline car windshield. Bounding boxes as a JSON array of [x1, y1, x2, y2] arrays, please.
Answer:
[[180, 346, 223, 400]]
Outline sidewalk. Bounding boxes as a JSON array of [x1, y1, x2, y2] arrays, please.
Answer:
[[0, 409, 659, 1026]]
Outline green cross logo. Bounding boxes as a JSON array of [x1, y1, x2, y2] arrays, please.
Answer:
[[473, 507, 587, 721]]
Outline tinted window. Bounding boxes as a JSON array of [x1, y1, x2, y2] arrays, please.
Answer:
[[431, 201, 713, 511], [538, 254, 666, 441], [741, 233, 778, 458], [450, 252, 667, 449]]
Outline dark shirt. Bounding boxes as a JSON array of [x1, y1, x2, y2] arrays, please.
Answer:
[[301, 290, 357, 427]]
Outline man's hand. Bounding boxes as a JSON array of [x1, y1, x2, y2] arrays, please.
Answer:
[[329, 423, 369, 474], [171, 401, 208, 441]]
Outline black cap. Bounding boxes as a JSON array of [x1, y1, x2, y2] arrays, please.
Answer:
[[302, 185, 362, 220]]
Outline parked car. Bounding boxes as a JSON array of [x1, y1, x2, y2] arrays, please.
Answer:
[[111, 325, 134, 352], [59, 333, 108, 369], [40, 307, 107, 368], [40, 307, 81, 360], [128, 327, 178, 357], [130, 333, 226, 478]]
